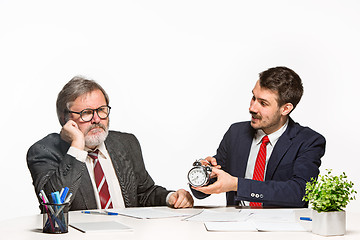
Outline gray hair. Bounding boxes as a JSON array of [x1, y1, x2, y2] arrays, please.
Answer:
[[56, 76, 110, 126]]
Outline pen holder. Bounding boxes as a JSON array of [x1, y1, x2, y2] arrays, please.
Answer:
[[41, 202, 69, 234]]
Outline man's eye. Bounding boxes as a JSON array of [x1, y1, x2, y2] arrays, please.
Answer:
[[98, 107, 107, 113], [82, 110, 93, 115]]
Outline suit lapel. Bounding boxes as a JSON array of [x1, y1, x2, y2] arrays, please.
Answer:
[[265, 118, 297, 180], [104, 132, 134, 207], [59, 138, 97, 210], [78, 170, 97, 209]]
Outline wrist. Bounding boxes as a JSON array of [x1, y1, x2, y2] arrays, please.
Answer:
[[232, 176, 238, 191], [71, 139, 85, 150], [68, 146, 88, 162], [166, 191, 176, 207]]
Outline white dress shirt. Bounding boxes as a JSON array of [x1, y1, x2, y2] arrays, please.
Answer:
[[68, 142, 125, 209], [245, 119, 289, 179], [241, 119, 289, 205]]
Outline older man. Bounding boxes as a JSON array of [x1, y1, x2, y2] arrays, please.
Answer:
[[28, 76, 193, 211]]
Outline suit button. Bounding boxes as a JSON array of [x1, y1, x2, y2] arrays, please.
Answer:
[[251, 193, 255, 197], [260, 194, 264, 198], [255, 194, 260, 198]]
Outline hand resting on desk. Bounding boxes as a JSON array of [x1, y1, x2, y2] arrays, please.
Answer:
[[168, 189, 194, 208]]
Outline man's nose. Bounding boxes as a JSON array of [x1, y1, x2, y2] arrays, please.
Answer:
[[91, 111, 101, 123], [249, 100, 257, 113]]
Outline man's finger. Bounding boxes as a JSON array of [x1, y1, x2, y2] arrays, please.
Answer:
[[193, 182, 219, 194]]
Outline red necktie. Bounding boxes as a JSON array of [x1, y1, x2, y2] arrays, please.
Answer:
[[88, 150, 113, 209], [250, 135, 270, 207]]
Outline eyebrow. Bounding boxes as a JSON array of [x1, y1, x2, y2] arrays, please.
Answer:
[[252, 91, 270, 104]]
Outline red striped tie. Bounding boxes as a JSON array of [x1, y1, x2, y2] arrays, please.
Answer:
[[250, 135, 270, 207], [88, 150, 113, 209]]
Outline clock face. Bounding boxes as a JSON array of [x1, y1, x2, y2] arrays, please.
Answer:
[[188, 167, 207, 187]]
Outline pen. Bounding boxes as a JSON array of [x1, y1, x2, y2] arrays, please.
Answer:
[[54, 193, 72, 217], [39, 193, 55, 231], [54, 191, 62, 204], [59, 188, 64, 199], [82, 210, 118, 215], [60, 187, 69, 203], [300, 217, 312, 221], [40, 190, 50, 204], [39, 192, 55, 214], [51, 192, 57, 204]]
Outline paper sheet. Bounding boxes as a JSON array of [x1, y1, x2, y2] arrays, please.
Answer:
[[70, 221, 132, 233], [204, 220, 306, 232], [184, 209, 252, 222], [203, 209, 307, 232], [254, 221, 307, 232], [107, 207, 202, 219], [241, 208, 296, 222], [205, 221, 258, 232]]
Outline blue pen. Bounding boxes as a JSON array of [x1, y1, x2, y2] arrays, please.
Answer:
[[82, 210, 118, 215], [300, 217, 312, 221], [54, 191, 62, 204], [107, 211, 119, 215], [54, 193, 72, 217], [60, 187, 69, 203], [53, 191, 67, 231], [51, 192, 57, 204]]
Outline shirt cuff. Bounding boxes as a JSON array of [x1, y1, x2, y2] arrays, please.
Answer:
[[67, 146, 88, 163], [166, 191, 176, 207]]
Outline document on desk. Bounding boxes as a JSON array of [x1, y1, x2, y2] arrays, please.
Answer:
[[204, 221, 306, 232], [247, 209, 306, 232], [70, 221, 132, 233], [254, 221, 307, 232], [107, 207, 202, 219], [203, 209, 307, 232], [242, 208, 296, 222], [205, 221, 258, 232], [184, 209, 252, 222]]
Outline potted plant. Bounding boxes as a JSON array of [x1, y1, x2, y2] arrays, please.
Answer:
[[303, 169, 357, 236]]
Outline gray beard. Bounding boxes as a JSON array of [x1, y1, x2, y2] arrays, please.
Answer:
[[84, 121, 109, 148], [85, 129, 108, 148]]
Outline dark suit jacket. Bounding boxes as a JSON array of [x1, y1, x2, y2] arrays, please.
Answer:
[[27, 131, 170, 211], [193, 118, 326, 207]]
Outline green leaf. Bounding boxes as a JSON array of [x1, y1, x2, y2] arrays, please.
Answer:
[[303, 169, 357, 212]]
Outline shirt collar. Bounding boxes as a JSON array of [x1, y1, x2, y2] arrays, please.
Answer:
[[85, 142, 108, 159], [254, 118, 289, 146]]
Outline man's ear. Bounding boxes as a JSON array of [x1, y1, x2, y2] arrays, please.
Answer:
[[281, 103, 294, 116]]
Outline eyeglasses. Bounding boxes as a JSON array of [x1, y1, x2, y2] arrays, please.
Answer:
[[68, 105, 111, 122]]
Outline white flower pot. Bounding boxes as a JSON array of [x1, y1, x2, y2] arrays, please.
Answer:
[[311, 210, 346, 236]]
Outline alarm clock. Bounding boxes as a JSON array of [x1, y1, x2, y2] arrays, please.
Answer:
[[187, 159, 212, 187]]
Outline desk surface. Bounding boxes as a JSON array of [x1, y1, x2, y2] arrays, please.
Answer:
[[1, 207, 359, 240]]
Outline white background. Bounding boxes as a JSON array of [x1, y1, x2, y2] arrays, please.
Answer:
[[0, 0, 359, 221]]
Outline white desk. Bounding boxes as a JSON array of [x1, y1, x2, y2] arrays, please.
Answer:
[[1, 207, 359, 240]]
